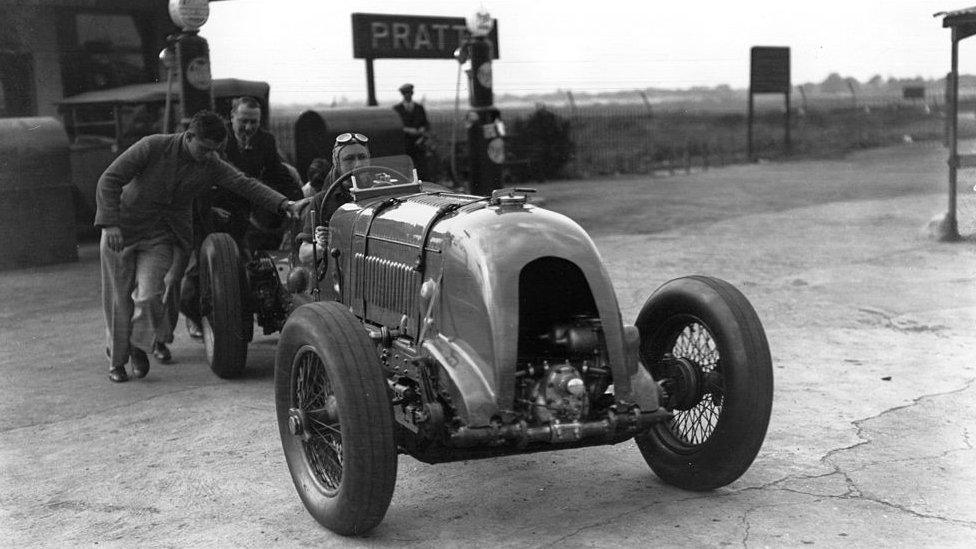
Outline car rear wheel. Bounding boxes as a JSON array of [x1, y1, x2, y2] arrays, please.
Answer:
[[200, 233, 248, 379], [634, 276, 773, 491], [275, 301, 397, 536]]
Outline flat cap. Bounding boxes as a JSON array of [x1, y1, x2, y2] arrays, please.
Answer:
[[398, 83, 414, 93]]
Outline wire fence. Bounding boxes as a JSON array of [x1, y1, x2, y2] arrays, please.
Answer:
[[423, 98, 972, 181], [272, 96, 976, 236]]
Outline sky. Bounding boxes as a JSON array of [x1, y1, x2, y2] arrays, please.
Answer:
[[203, 0, 974, 106]]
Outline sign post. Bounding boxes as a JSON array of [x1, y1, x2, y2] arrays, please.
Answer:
[[748, 46, 791, 161]]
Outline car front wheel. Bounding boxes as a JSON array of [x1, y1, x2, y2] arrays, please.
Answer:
[[634, 276, 773, 491], [274, 301, 397, 536]]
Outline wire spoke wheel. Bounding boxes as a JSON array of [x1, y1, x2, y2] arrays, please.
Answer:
[[294, 348, 343, 493], [661, 320, 724, 449], [634, 276, 773, 491]]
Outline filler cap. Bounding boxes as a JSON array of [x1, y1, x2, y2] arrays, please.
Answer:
[[490, 187, 536, 207]]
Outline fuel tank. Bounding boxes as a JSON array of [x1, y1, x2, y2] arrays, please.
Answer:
[[327, 190, 649, 426]]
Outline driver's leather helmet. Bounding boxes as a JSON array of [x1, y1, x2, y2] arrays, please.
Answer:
[[331, 133, 371, 186]]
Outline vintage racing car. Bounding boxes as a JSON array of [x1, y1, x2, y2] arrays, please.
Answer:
[[200, 156, 773, 535]]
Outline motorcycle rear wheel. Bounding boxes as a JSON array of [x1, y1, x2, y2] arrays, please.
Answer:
[[200, 233, 248, 379], [635, 276, 773, 491]]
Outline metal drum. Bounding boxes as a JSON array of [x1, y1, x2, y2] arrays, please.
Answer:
[[293, 107, 405, 180], [0, 117, 77, 269]]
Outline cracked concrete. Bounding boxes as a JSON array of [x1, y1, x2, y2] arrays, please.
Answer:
[[1, 141, 975, 547]]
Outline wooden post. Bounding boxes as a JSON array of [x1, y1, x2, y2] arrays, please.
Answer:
[[365, 58, 377, 106], [944, 72, 953, 147], [785, 89, 792, 155], [566, 90, 579, 121], [684, 138, 691, 174], [638, 90, 653, 117], [747, 91, 755, 161], [946, 29, 961, 240]]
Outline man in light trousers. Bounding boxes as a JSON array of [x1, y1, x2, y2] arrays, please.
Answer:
[[96, 110, 305, 383]]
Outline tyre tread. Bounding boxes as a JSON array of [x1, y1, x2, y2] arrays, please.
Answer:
[[202, 233, 247, 378]]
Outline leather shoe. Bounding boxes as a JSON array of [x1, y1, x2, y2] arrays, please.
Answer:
[[186, 318, 204, 339], [108, 366, 129, 383], [152, 340, 172, 363], [130, 348, 150, 379]]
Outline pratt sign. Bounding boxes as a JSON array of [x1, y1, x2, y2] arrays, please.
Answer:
[[352, 13, 500, 59]]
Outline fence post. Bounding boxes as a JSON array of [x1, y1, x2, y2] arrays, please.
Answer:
[[684, 138, 691, 174], [669, 142, 676, 176], [638, 90, 654, 117], [566, 90, 579, 119]]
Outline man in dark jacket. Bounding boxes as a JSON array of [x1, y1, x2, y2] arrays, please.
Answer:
[[170, 97, 302, 342], [210, 96, 302, 250], [96, 110, 305, 383], [393, 83, 431, 180]]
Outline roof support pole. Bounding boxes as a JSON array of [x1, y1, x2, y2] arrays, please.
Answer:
[[946, 27, 961, 240]]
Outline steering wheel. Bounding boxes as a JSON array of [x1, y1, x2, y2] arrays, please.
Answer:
[[338, 165, 412, 189]]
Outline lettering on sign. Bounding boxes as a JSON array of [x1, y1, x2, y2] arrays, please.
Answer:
[[353, 13, 500, 59], [750, 46, 790, 94]]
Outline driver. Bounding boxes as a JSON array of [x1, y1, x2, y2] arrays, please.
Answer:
[[297, 133, 370, 265]]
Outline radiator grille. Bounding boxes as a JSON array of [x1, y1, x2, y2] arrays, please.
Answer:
[[353, 253, 420, 315], [408, 193, 477, 209]]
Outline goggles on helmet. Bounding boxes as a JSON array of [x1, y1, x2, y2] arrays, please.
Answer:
[[335, 132, 369, 146]]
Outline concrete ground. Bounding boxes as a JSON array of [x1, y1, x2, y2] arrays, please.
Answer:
[[1, 141, 974, 547]]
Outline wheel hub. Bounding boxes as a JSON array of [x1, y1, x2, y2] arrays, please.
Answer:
[[289, 397, 340, 441], [659, 354, 706, 411], [288, 408, 307, 438]]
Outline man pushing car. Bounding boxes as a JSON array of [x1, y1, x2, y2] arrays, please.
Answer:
[[95, 110, 307, 383]]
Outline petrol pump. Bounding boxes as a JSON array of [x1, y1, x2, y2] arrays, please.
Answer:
[[458, 9, 505, 196], [162, 0, 214, 131]]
